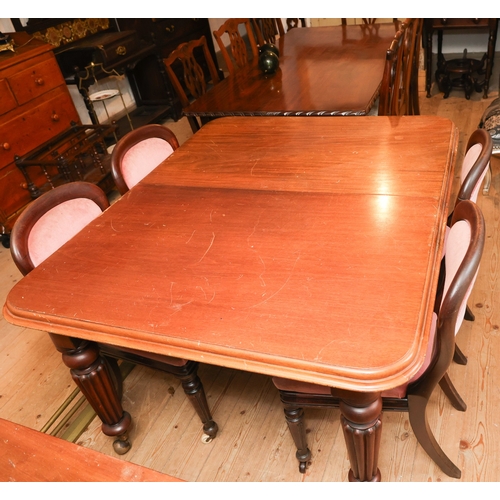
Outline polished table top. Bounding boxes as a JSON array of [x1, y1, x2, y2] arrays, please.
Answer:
[[185, 24, 399, 117], [4, 116, 457, 392]]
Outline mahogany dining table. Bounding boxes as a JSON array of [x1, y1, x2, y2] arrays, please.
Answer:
[[3, 115, 458, 482], [185, 22, 400, 118]]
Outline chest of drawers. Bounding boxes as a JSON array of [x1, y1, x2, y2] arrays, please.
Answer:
[[0, 32, 81, 244]]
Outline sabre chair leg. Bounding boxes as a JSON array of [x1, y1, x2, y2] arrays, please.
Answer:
[[176, 361, 218, 440], [483, 164, 492, 195], [464, 305, 475, 322], [283, 405, 312, 473], [439, 372, 467, 411], [407, 393, 461, 479], [49, 333, 132, 455], [454, 344, 468, 365]]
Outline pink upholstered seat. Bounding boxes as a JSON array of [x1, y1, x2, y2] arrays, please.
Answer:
[[111, 124, 179, 195], [272, 200, 485, 479], [121, 137, 174, 190]]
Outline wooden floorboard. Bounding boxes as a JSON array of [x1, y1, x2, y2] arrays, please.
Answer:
[[2, 59, 500, 482]]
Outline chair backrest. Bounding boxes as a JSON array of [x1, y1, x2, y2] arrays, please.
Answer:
[[163, 36, 222, 133], [378, 18, 421, 116], [213, 18, 259, 76], [341, 18, 398, 25], [10, 182, 109, 276], [412, 200, 484, 394], [286, 18, 306, 30], [456, 128, 492, 206], [252, 18, 285, 46], [110, 124, 179, 195]]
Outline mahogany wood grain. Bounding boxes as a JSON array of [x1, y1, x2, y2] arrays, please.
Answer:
[[0, 418, 181, 481], [3, 116, 458, 480], [185, 24, 399, 117]]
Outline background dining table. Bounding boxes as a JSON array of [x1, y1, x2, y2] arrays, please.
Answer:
[[185, 22, 400, 118], [3, 115, 458, 481]]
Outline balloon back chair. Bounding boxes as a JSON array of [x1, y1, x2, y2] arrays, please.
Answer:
[[110, 124, 179, 195], [163, 36, 222, 134], [439, 129, 491, 367], [213, 18, 259, 76], [10, 181, 218, 452], [272, 199, 485, 479]]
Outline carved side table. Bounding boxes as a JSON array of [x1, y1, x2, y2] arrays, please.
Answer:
[[424, 18, 498, 98]]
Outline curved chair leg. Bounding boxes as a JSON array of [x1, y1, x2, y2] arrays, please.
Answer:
[[464, 305, 475, 322], [483, 164, 491, 195], [407, 393, 461, 479], [104, 356, 124, 400], [177, 361, 218, 440], [283, 406, 311, 473], [454, 344, 468, 365], [439, 373, 467, 411]]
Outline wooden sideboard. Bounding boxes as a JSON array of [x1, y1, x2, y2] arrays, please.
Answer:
[[115, 19, 221, 120], [0, 32, 82, 246]]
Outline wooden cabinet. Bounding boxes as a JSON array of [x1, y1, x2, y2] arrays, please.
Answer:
[[54, 29, 175, 135], [0, 32, 81, 244], [424, 18, 499, 98], [115, 19, 220, 119]]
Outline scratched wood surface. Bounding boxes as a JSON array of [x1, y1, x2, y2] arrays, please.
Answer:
[[1, 63, 500, 481]]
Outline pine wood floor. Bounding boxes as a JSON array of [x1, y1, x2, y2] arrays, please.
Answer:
[[2, 64, 500, 482]]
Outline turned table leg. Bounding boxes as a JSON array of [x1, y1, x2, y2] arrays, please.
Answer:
[[336, 389, 383, 482], [49, 333, 132, 454]]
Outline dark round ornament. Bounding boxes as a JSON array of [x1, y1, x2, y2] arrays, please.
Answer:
[[258, 50, 280, 75], [259, 43, 280, 58]]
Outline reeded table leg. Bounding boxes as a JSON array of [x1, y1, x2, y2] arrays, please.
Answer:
[[336, 389, 383, 482], [49, 333, 132, 454]]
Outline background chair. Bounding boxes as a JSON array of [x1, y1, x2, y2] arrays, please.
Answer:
[[10, 181, 218, 449], [110, 124, 179, 195], [286, 18, 306, 30], [378, 18, 422, 116], [213, 18, 259, 76], [341, 18, 398, 25], [252, 18, 285, 46], [164, 36, 222, 134], [272, 199, 485, 479]]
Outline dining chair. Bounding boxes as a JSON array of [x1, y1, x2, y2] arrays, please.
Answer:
[[478, 96, 500, 194], [272, 199, 485, 479], [286, 18, 306, 30], [110, 124, 179, 195], [9, 181, 218, 447], [441, 129, 492, 364], [252, 18, 285, 46], [163, 36, 222, 134], [378, 18, 422, 116], [213, 18, 259, 76], [341, 18, 398, 25]]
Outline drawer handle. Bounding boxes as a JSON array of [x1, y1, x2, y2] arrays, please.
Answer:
[[116, 45, 127, 56], [165, 25, 175, 33], [35, 77, 45, 86], [51, 113, 60, 122], [2, 142, 11, 151]]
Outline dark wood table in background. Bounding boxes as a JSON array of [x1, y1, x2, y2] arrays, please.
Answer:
[[185, 23, 400, 118], [4, 116, 457, 481]]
